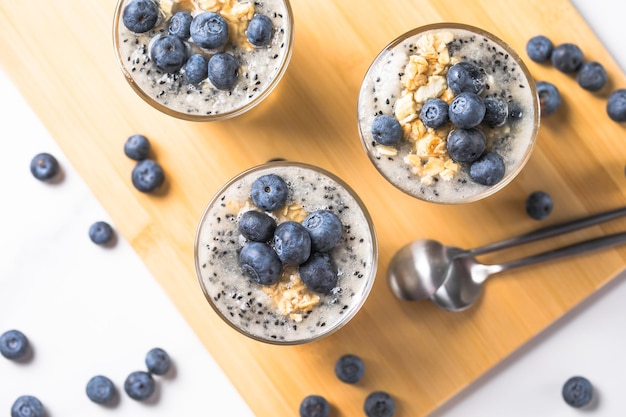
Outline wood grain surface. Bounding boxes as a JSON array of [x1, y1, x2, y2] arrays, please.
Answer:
[[2, 0, 626, 415]]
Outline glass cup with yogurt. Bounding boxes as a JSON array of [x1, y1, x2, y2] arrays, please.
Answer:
[[194, 161, 378, 345], [112, 0, 294, 121], [357, 23, 540, 204]]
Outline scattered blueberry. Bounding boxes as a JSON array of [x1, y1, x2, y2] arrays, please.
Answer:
[[448, 92, 486, 129], [238, 210, 277, 242], [576, 61, 608, 92], [86, 375, 116, 405], [208, 52, 239, 90], [131, 159, 164, 193], [150, 35, 187, 73], [526, 35, 554, 63], [124, 134, 151, 160], [364, 391, 396, 417], [0, 329, 30, 360], [168, 11, 193, 40], [190, 12, 229, 50], [122, 0, 159, 33], [446, 128, 486, 163], [299, 252, 338, 294], [185, 54, 209, 85], [145, 347, 171, 375], [607, 89, 626, 122], [246, 14, 273, 47], [551, 43, 583, 73], [482, 96, 508, 127], [124, 370, 155, 401], [446, 61, 486, 95], [299, 394, 330, 417], [536, 81, 561, 117], [251, 174, 289, 211], [239, 242, 282, 285], [562, 376, 593, 408], [525, 191, 553, 220], [30, 152, 59, 181], [334, 354, 365, 384], [302, 210, 343, 252], [273, 221, 311, 265], [11, 395, 45, 417], [371, 115, 403, 145], [420, 98, 449, 129], [469, 152, 505, 186], [88, 221, 114, 245]]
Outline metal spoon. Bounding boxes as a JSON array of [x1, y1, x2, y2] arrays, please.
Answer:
[[388, 206, 626, 301], [431, 231, 626, 312]]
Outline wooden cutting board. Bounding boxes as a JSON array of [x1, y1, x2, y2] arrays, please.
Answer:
[[2, 0, 625, 415]]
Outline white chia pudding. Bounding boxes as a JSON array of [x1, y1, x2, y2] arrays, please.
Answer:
[[357, 23, 539, 204], [113, 0, 293, 121], [194, 162, 378, 344]]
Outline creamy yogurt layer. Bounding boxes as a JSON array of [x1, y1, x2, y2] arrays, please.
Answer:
[[358, 24, 539, 204], [114, 0, 293, 120], [194, 163, 377, 344]]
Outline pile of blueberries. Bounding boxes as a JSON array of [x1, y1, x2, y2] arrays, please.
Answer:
[[526, 35, 626, 121], [237, 173, 343, 294], [122, 0, 274, 90], [371, 60, 514, 187]]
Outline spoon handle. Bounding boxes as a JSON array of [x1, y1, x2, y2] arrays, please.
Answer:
[[468, 206, 626, 257], [499, 231, 626, 271]]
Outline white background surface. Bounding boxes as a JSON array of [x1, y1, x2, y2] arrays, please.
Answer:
[[1, 1, 625, 416]]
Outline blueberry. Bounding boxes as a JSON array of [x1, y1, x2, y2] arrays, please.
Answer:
[[89, 221, 114, 245], [577, 61, 608, 91], [299, 252, 338, 294], [190, 12, 228, 50], [302, 210, 343, 252], [526, 35, 553, 63], [185, 53, 209, 85], [0, 329, 30, 360], [448, 92, 485, 129], [208, 52, 239, 90], [150, 35, 187, 73], [482, 97, 508, 128], [131, 159, 164, 193], [11, 395, 44, 417], [364, 391, 396, 417], [607, 89, 626, 122], [86, 375, 116, 404], [122, 0, 158, 33], [525, 191, 553, 220], [420, 98, 449, 129], [124, 134, 150, 160], [469, 152, 505, 186], [371, 115, 403, 145], [239, 242, 282, 285], [299, 394, 330, 417], [551, 43, 583, 73], [238, 211, 277, 242], [562, 376, 593, 408], [273, 221, 311, 265], [251, 174, 289, 211], [334, 354, 365, 384], [446, 128, 486, 163], [168, 11, 193, 40], [446, 61, 486, 95], [536, 81, 561, 117], [124, 370, 155, 401], [145, 347, 171, 375], [246, 14, 273, 47], [30, 152, 60, 181], [507, 100, 524, 122]]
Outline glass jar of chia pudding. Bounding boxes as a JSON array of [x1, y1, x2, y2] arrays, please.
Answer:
[[194, 161, 378, 345], [357, 23, 540, 204], [113, 0, 294, 121]]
